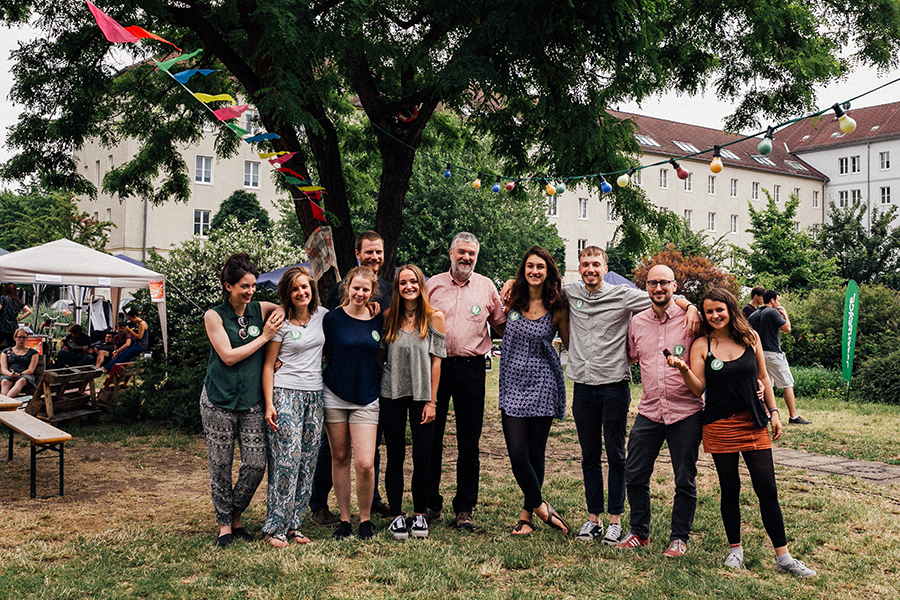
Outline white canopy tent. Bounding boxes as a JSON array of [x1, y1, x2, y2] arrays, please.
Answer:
[[0, 239, 168, 353]]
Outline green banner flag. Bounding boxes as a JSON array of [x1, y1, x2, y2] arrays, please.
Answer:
[[841, 280, 860, 384]]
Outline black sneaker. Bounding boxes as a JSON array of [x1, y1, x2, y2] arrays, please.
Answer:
[[789, 415, 812, 424], [332, 520, 352, 540], [358, 520, 375, 540], [388, 515, 409, 540], [455, 511, 476, 532], [410, 514, 429, 538]]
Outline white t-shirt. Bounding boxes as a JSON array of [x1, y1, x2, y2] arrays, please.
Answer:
[[272, 308, 328, 391]]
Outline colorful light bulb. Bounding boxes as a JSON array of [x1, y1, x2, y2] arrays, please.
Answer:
[[669, 159, 689, 180], [505, 180, 516, 192], [492, 176, 501, 193], [545, 181, 556, 195], [473, 173, 482, 189], [833, 103, 856, 134], [600, 177, 612, 194], [555, 181, 566, 195], [757, 126, 774, 155], [616, 170, 630, 187], [709, 147, 723, 173], [444, 163, 451, 178]]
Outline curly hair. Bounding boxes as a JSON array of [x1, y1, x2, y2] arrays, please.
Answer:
[[506, 246, 566, 314], [700, 287, 756, 347]]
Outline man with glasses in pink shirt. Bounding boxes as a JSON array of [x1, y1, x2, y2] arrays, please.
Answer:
[[617, 264, 702, 557], [426, 232, 507, 532]]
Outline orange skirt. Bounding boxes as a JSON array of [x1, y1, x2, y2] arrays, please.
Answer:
[[702, 411, 771, 454]]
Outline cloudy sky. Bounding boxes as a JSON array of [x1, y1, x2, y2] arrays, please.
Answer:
[[1, 23, 898, 190]]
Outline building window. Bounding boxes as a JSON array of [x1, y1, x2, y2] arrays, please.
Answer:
[[606, 202, 615, 222], [683, 173, 692, 192], [577, 239, 588, 253], [730, 178, 738, 198], [751, 155, 776, 166], [721, 148, 741, 160], [752, 182, 760, 200], [202, 120, 214, 132], [839, 157, 848, 175], [107, 154, 114, 172], [95, 160, 101, 186], [839, 191, 849, 208], [684, 209, 692, 227], [813, 190, 819, 208], [244, 161, 260, 188], [881, 187, 891, 204], [660, 207, 669, 213], [794, 221, 800, 232], [194, 209, 211, 236], [547, 195, 558, 216], [880, 151, 891, 170], [245, 109, 261, 135], [773, 185, 781, 203], [673, 140, 699, 153], [632, 169, 642, 186], [635, 134, 661, 147], [793, 188, 801, 201], [708, 176, 716, 195], [852, 189, 862, 204], [578, 197, 588, 220], [707, 212, 716, 232], [730, 214, 738, 234], [105, 208, 111, 221], [195, 156, 213, 184], [659, 168, 668, 189], [851, 155, 861, 173]]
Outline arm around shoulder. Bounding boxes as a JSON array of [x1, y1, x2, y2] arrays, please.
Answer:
[[553, 305, 570, 350]]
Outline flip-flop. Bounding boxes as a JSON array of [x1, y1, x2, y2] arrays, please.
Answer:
[[264, 533, 289, 548], [540, 502, 570, 535], [232, 527, 254, 541], [215, 533, 234, 547], [288, 531, 311, 544], [511, 520, 534, 535]]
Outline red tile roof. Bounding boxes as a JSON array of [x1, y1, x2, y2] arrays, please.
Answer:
[[610, 110, 827, 181], [776, 101, 900, 153]]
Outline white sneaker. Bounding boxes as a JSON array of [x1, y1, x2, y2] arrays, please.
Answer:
[[602, 522, 622, 546], [410, 514, 429, 538], [575, 520, 603, 542], [777, 558, 816, 578], [723, 552, 744, 569], [388, 515, 408, 540]]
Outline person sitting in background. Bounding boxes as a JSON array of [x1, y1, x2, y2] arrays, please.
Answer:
[[54, 324, 95, 368], [104, 307, 148, 373], [1, 328, 39, 397], [85, 332, 117, 368]]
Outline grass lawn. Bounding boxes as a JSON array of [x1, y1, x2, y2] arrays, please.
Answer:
[[1, 367, 899, 599]]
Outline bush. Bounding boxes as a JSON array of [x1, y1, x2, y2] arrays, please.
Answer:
[[853, 350, 900, 405], [791, 366, 845, 398]]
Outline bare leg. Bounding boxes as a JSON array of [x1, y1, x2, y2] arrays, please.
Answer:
[[7, 378, 27, 397], [349, 423, 377, 523], [326, 421, 353, 522], [782, 387, 798, 419], [0, 380, 11, 395]]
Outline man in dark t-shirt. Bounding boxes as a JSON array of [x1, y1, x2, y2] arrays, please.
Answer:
[[310, 230, 393, 526], [749, 291, 811, 425], [742, 286, 765, 319]]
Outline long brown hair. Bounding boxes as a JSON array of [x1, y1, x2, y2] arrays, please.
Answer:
[[339, 266, 379, 307], [507, 246, 566, 314], [700, 287, 756, 347], [277, 265, 319, 322], [384, 264, 434, 343]]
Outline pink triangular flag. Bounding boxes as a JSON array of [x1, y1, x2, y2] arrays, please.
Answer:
[[86, 1, 140, 43], [212, 104, 250, 121]]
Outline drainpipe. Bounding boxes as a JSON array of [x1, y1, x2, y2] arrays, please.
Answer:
[[142, 195, 148, 262], [867, 141, 871, 230]]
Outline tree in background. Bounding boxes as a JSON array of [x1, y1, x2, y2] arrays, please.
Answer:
[[4, 1, 900, 287], [209, 189, 272, 234], [737, 192, 840, 293], [633, 244, 738, 305], [814, 201, 900, 287], [0, 187, 114, 251]]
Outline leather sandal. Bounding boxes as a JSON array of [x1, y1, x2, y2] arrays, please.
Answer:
[[512, 519, 534, 535], [539, 501, 570, 535], [288, 530, 311, 544]]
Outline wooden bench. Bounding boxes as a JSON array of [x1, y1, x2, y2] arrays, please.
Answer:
[[25, 365, 103, 425], [98, 361, 139, 407], [0, 401, 72, 498]]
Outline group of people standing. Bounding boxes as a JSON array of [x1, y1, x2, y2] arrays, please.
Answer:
[[198, 231, 816, 578]]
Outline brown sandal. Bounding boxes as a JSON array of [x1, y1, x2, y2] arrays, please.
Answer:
[[539, 501, 570, 535], [511, 519, 534, 535]]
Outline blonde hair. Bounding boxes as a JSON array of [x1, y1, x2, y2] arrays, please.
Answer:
[[340, 266, 379, 307], [384, 265, 435, 343]]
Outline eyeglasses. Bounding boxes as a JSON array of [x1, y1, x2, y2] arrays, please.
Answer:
[[646, 279, 674, 289], [237, 316, 248, 340], [14, 336, 27, 340]]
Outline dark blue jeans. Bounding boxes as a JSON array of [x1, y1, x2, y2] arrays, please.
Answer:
[[572, 381, 630, 515], [625, 412, 702, 541], [428, 356, 485, 515], [309, 424, 383, 512]]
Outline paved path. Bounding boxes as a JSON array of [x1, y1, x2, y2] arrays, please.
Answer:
[[772, 447, 900, 486]]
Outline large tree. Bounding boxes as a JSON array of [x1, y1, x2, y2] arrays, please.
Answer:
[[815, 201, 900, 286], [3, 1, 900, 282]]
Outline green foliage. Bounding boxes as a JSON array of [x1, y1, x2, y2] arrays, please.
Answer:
[[210, 190, 272, 234], [737, 192, 840, 293], [0, 186, 114, 251], [790, 366, 845, 398], [649, 214, 730, 264], [814, 201, 900, 286], [780, 284, 900, 371], [854, 349, 900, 405], [121, 217, 303, 430]]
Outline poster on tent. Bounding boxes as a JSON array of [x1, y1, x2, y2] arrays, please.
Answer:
[[149, 280, 165, 303]]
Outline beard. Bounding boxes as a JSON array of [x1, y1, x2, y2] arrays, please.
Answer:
[[451, 261, 474, 281]]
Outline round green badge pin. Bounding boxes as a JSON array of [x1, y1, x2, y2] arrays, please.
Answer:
[[574, 299, 583, 309], [290, 330, 302, 340], [248, 325, 260, 337], [372, 330, 381, 342], [509, 310, 520, 321], [711, 358, 724, 371], [673, 345, 686, 357], [470, 304, 482, 316]]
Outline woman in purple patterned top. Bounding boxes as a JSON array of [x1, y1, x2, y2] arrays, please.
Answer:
[[499, 246, 570, 536]]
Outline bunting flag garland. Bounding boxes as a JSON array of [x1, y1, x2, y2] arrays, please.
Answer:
[[268, 152, 297, 165], [227, 123, 251, 136], [155, 49, 202, 72], [245, 133, 280, 143], [309, 199, 326, 221], [86, 1, 181, 50], [283, 175, 309, 186], [212, 104, 249, 121], [298, 186, 325, 192], [171, 69, 218, 84], [258, 151, 288, 159], [277, 167, 305, 178], [193, 92, 235, 105]]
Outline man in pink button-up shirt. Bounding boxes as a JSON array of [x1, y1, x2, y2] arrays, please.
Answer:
[[618, 264, 702, 557], [426, 232, 506, 532]]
